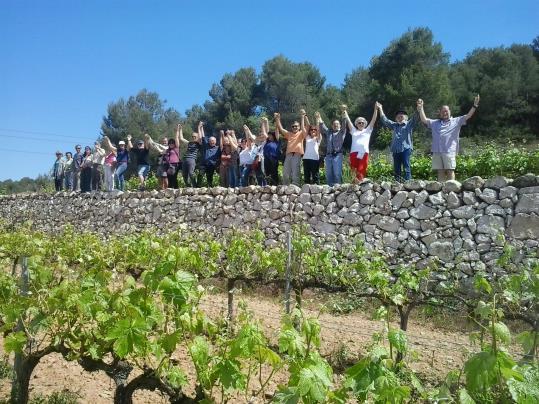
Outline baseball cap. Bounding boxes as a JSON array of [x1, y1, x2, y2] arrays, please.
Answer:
[[118, 140, 126, 145], [395, 109, 407, 116], [137, 140, 144, 145]]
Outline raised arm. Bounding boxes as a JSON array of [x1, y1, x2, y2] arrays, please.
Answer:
[[261, 116, 270, 136], [342, 105, 354, 133], [377, 103, 396, 128], [300, 109, 308, 137], [197, 122, 204, 144], [274, 112, 289, 136], [143, 133, 151, 149], [465, 94, 480, 121], [175, 123, 182, 146], [229, 130, 238, 150], [417, 99, 429, 125], [368, 102, 379, 129], [243, 124, 256, 141], [94, 142, 105, 157], [126, 135, 133, 151], [145, 133, 167, 153], [315, 111, 328, 135], [103, 136, 117, 152]]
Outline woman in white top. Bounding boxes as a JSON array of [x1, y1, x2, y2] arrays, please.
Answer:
[[301, 112, 321, 184], [343, 102, 379, 182]]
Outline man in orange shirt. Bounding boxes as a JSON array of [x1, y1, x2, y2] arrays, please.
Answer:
[[274, 111, 306, 186]]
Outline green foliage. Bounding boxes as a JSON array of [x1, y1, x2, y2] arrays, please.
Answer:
[[29, 390, 81, 404]]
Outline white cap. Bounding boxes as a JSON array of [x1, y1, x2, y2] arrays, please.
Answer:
[[118, 141, 126, 145]]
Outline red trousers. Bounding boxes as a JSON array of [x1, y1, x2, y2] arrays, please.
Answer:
[[350, 152, 369, 180]]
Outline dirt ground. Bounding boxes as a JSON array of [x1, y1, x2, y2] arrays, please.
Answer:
[[0, 289, 503, 403]]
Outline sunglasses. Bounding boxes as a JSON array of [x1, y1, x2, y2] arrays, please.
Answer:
[[291, 125, 299, 128], [356, 122, 366, 125]]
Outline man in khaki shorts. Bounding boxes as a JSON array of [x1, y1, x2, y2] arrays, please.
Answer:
[[417, 95, 480, 181]]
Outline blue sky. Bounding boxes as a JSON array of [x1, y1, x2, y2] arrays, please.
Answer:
[[1, 0, 537, 181]]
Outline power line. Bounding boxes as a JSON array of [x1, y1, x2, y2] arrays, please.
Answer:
[[0, 133, 96, 143], [0, 128, 99, 141], [0, 148, 54, 156]]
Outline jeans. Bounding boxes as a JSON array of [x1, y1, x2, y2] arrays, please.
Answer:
[[393, 148, 412, 182], [303, 159, 320, 184], [64, 172, 73, 191], [166, 163, 180, 189], [283, 153, 302, 186], [115, 162, 128, 191], [104, 165, 115, 191], [182, 158, 197, 187], [324, 153, 343, 186], [227, 165, 238, 187]]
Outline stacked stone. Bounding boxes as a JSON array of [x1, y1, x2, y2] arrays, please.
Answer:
[[1, 174, 538, 278]]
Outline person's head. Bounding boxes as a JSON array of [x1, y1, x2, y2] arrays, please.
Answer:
[[75, 144, 82, 154], [290, 121, 300, 133], [208, 136, 217, 147], [65, 152, 72, 159], [267, 131, 276, 142], [84, 146, 91, 156], [137, 140, 144, 149], [240, 138, 247, 148], [191, 132, 199, 142], [55, 151, 63, 159], [167, 138, 176, 148], [439, 105, 451, 120], [160, 137, 168, 146], [118, 140, 126, 150], [395, 110, 408, 124], [223, 135, 231, 146], [307, 125, 318, 138], [354, 117, 368, 130], [332, 120, 341, 131]]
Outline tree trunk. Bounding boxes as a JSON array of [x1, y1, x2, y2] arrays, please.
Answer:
[[11, 356, 39, 404], [396, 306, 411, 364], [227, 278, 235, 324]]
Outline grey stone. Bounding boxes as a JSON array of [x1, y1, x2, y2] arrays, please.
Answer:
[[382, 232, 399, 249], [428, 192, 444, 205], [377, 217, 400, 232], [404, 180, 426, 191], [467, 218, 477, 234], [298, 193, 311, 204], [397, 229, 409, 241], [429, 241, 455, 262], [478, 188, 498, 204], [375, 189, 391, 207], [446, 192, 461, 208], [391, 191, 407, 210], [396, 209, 410, 220], [499, 198, 513, 209], [360, 190, 376, 205], [515, 193, 539, 214], [425, 181, 442, 192], [485, 204, 505, 216], [507, 214, 539, 239], [414, 190, 429, 207], [499, 186, 518, 199], [476, 215, 505, 236], [410, 205, 437, 220], [451, 205, 476, 219], [518, 186, 539, 195], [484, 176, 510, 190], [442, 180, 462, 193], [462, 191, 477, 205], [462, 176, 485, 191], [513, 174, 539, 188]]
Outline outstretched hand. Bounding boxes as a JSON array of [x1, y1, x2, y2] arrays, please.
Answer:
[[274, 112, 280, 120], [299, 108, 306, 115], [417, 99, 424, 110], [177, 123, 182, 130], [375, 101, 382, 110], [474, 94, 480, 107], [127, 134, 132, 141]]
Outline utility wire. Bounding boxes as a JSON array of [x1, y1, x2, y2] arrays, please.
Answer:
[[0, 128, 99, 141], [0, 133, 96, 143], [0, 148, 54, 155]]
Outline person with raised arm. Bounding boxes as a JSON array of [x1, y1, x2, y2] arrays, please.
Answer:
[[127, 134, 151, 191], [378, 103, 418, 182], [316, 111, 347, 187], [302, 112, 321, 184], [181, 121, 203, 187], [101, 138, 117, 192], [198, 124, 221, 187], [343, 103, 378, 182], [274, 111, 306, 186], [417, 95, 480, 182], [219, 130, 239, 187], [108, 136, 129, 191], [91, 141, 106, 191], [243, 121, 267, 186], [263, 118, 280, 186], [145, 132, 169, 190]]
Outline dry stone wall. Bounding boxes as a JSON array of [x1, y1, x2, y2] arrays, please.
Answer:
[[1, 174, 538, 277]]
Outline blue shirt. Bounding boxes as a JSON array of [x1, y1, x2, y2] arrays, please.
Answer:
[[381, 114, 418, 153], [263, 141, 279, 160]]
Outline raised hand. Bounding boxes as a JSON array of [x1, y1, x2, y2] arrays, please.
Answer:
[[340, 104, 348, 112], [177, 123, 182, 130], [417, 99, 424, 110], [274, 112, 280, 120], [127, 134, 132, 141], [243, 124, 249, 131], [261, 116, 269, 123], [219, 129, 225, 136], [375, 101, 382, 110], [299, 108, 306, 115], [474, 94, 480, 107]]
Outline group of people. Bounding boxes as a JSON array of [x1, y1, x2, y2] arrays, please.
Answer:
[[51, 95, 480, 192]]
